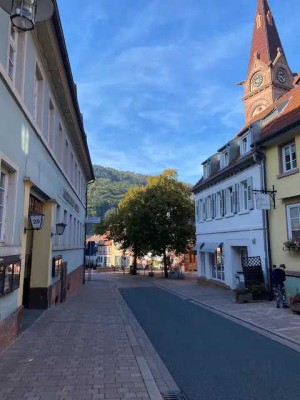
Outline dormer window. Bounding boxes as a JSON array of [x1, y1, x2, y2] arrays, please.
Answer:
[[221, 150, 229, 169], [241, 133, 251, 155], [203, 162, 210, 179]]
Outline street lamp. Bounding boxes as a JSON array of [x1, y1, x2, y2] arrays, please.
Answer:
[[24, 213, 45, 234], [0, 0, 54, 31], [51, 222, 67, 237]]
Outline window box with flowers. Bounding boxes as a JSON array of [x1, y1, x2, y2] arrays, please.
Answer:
[[290, 293, 300, 313], [283, 239, 300, 251]]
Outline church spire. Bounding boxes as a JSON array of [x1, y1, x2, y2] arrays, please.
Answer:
[[242, 0, 294, 124], [248, 0, 284, 73]]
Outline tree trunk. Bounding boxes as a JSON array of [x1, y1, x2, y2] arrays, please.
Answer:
[[131, 252, 137, 275], [163, 249, 168, 278]]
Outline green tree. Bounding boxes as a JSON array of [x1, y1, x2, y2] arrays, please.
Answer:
[[145, 170, 195, 278], [95, 187, 150, 275]]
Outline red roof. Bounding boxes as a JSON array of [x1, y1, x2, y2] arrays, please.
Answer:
[[248, 0, 284, 73]]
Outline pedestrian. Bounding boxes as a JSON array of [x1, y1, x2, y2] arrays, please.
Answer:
[[272, 264, 289, 309]]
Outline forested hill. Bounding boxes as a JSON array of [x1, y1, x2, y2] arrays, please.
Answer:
[[87, 165, 148, 219]]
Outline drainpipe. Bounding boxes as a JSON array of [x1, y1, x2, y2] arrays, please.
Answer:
[[259, 150, 273, 290]]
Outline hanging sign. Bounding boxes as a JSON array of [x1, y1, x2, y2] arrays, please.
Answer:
[[256, 194, 271, 210]]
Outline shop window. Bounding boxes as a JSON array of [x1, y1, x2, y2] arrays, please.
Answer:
[[52, 255, 62, 278], [0, 258, 21, 297], [211, 246, 225, 281]]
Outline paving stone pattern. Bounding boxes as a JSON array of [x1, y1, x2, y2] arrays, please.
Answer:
[[0, 282, 153, 400]]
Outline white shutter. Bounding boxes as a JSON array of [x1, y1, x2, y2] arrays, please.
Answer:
[[247, 177, 254, 210], [234, 183, 240, 213]]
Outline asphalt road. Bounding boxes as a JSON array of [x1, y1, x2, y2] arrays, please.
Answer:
[[120, 286, 300, 400]]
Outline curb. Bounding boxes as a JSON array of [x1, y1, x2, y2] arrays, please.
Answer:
[[153, 282, 300, 353], [113, 285, 163, 400]]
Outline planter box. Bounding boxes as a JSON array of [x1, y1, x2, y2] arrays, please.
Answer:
[[291, 303, 300, 313], [236, 293, 253, 304]]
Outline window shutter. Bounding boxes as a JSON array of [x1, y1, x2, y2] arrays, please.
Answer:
[[247, 177, 254, 210], [212, 194, 215, 219], [234, 183, 240, 213], [196, 200, 199, 221], [222, 190, 226, 216]]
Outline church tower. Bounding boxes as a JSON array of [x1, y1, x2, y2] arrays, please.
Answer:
[[242, 0, 294, 124]]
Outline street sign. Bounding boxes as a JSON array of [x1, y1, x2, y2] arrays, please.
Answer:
[[85, 217, 101, 224], [255, 194, 271, 210]]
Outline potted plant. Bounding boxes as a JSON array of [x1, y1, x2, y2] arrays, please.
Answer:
[[290, 293, 300, 313], [235, 288, 252, 304], [284, 238, 300, 251], [248, 283, 267, 300]]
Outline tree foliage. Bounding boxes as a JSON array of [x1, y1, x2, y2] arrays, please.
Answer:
[[87, 166, 148, 218], [96, 169, 195, 277]]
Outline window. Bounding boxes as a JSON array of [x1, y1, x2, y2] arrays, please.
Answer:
[[206, 197, 212, 220], [64, 140, 69, 174], [211, 246, 225, 281], [8, 25, 17, 81], [56, 123, 63, 163], [282, 143, 297, 173], [63, 210, 68, 246], [287, 204, 300, 241], [33, 64, 44, 128], [55, 204, 61, 246], [15, 31, 26, 95], [0, 258, 21, 297], [241, 181, 248, 211], [226, 187, 234, 215], [221, 150, 229, 169], [241, 134, 251, 155], [70, 153, 74, 182], [240, 178, 254, 211], [216, 192, 222, 218], [0, 169, 8, 241], [48, 99, 55, 147], [203, 163, 210, 179]]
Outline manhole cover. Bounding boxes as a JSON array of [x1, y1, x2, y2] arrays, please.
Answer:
[[162, 391, 187, 400]]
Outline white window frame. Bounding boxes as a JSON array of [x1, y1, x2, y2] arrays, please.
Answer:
[[8, 24, 17, 82], [286, 203, 300, 241], [33, 63, 44, 129], [240, 180, 248, 211], [221, 150, 229, 169], [241, 133, 251, 155], [48, 97, 55, 147], [282, 142, 297, 173], [226, 187, 234, 215], [0, 168, 8, 242], [216, 192, 222, 218]]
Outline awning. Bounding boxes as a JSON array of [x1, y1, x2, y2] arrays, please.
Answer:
[[193, 243, 205, 252], [200, 242, 223, 253]]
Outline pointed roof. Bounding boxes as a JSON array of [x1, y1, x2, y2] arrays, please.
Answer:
[[248, 0, 284, 73]]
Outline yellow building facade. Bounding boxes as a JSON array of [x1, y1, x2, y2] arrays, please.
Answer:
[[255, 88, 300, 298]]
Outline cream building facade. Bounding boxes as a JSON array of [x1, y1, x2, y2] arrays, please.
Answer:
[[0, 2, 94, 351]]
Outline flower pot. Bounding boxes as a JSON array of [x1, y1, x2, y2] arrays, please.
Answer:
[[290, 303, 300, 314], [236, 293, 253, 304]]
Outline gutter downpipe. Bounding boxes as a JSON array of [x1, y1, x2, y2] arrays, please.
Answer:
[[259, 149, 273, 291], [83, 179, 95, 284]]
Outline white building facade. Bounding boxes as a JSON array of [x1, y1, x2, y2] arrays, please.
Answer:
[[193, 130, 269, 289], [0, 4, 94, 351]]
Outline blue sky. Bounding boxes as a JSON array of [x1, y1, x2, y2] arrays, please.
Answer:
[[57, 0, 299, 184]]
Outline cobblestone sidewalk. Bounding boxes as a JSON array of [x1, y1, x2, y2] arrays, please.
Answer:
[[0, 280, 169, 400]]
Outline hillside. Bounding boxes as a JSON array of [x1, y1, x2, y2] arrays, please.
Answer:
[[87, 166, 148, 219]]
